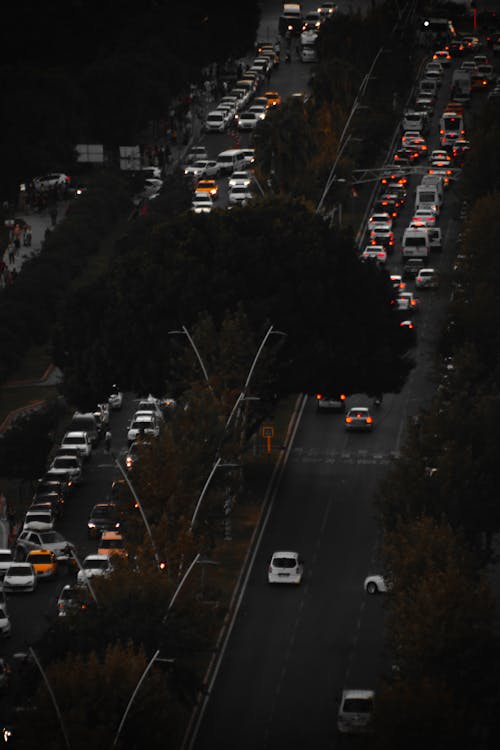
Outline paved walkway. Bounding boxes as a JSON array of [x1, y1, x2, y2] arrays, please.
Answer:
[[1, 203, 67, 286]]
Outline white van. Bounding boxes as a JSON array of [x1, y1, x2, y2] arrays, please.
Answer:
[[402, 227, 430, 258], [415, 184, 441, 214], [421, 174, 444, 205], [216, 149, 246, 174]]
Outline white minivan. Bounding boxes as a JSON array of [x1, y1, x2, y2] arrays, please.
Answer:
[[216, 149, 247, 174], [402, 227, 430, 258], [415, 184, 441, 215]]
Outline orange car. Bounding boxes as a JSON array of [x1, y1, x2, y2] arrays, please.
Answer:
[[264, 91, 281, 107], [195, 179, 218, 199], [98, 531, 127, 559], [26, 549, 58, 579]]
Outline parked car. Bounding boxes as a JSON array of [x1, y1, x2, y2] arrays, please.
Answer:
[[0, 606, 11, 637], [22, 509, 54, 532], [108, 385, 123, 410], [3, 563, 37, 593], [32, 173, 70, 191], [77, 555, 113, 583], [48, 455, 82, 484], [60, 431, 92, 461], [0, 550, 14, 579], [16, 530, 74, 561]]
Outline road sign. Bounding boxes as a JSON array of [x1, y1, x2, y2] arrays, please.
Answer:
[[261, 425, 274, 454]]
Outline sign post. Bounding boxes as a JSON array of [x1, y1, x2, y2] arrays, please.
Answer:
[[261, 425, 275, 455]]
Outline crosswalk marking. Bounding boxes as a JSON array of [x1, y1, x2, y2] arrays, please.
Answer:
[[289, 448, 400, 465]]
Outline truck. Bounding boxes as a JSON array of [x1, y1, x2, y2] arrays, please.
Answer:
[[279, 3, 303, 35], [451, 69, 471, 102]]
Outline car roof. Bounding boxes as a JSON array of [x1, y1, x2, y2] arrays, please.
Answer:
[[272, 550, 299, 557], [341, 689, 374, 699]]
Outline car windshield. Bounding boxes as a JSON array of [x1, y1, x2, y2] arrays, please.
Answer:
[[28, 554, 52, 564], [53, 458, 78, 469], [273, 557, 297, 568], [343, 698, 373, 713], [40, 532, 63, 543], [100, 539, 124, 549], [92, 506, 114, 518], [84, 559, 108, 570], [8, 566, 30, 576], [26, 514, 50, 522], [65, 436, 85, 445]]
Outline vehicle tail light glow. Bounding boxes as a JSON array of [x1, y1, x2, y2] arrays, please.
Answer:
[[316, 393, 322, 400], [340, 394, 346, 401], [345, 416, 352, 423], [366, 417, 373, 424]]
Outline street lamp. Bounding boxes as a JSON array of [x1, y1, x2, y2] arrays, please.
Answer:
[[29, 647, 72, 750], [113, 456, 163, 570], [224, 325, 287, 432], [168, 325, 213, 393], [190, 458, 240, 531], [111, 648, 161, 748]]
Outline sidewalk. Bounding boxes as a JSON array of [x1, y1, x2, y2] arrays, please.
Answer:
[[1, 203, 67, 286]]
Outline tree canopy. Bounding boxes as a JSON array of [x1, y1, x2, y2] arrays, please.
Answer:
[[54, 197, 413, 407]]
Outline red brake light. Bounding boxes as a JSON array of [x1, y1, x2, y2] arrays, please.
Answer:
[[340, 394, 346, 401], [316, 393, 322, 400], [345, 416, 352, 423], [366, 417, 373, 424]]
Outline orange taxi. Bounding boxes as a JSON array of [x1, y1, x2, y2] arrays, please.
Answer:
[[98, 531, 127, 559], [195, 179, 218, 199], [264, 91, 281, 107], [26, 549, 58, 579]]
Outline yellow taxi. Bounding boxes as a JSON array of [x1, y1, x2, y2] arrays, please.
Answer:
[[264, 91, 281, 107], [26, 549, 58, 579], [195, 179, 218, 199], [98, 531, 127, 559]]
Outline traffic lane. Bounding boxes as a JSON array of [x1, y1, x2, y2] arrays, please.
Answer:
[[265, 460, 387, 750], [0, 394, 140, 661], [195, 447, 386, 750]]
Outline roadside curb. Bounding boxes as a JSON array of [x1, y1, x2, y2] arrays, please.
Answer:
[[0, 399, 46, 434], [182, 393, 308, 750]]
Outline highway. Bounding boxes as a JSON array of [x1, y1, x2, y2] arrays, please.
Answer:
[[0, 1, 481, 745], [192, 5, 467, 749]]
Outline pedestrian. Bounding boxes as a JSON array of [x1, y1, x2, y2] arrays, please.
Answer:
[[49, 206, 58, 226], [13, 236, 20, 253], [23, 225, 32, 247], [8, 244, 15, 265], [105, 429, 112, 453]]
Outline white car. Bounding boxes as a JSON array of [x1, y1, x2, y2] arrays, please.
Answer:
[[3, 563, 37, 593], [345, 407, 373, 430], [228, 186, 253, 205], [416, 267, 438, 289], [237, 112, 260, 130], [0, 606, 11, 637], [248, 104, 267, 121], [412, 208, 437, 227], [337, 689, 375, 734], [184, 160, 220, 178], [361, 245, 387, 264], [48, 455, 82, 484], [191, 194, 213, 214], [33, 172, 70, 191], [77, 555, 113, 583], [185, 146, 208, 164], [228, 171, 252, 188], [22, 510, 54, 532], [204, 110, 228, 132], [268, 551, 303, 584], [127, 414, 159, 444], [367, 212, 392, 230], [0, 549, 14, 579], [136, 396, 164, 420], [108, 386, 123, 410], [60, 431, 92, 460], [364, 574, 389, 594], [240, 148, 255, 167]]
